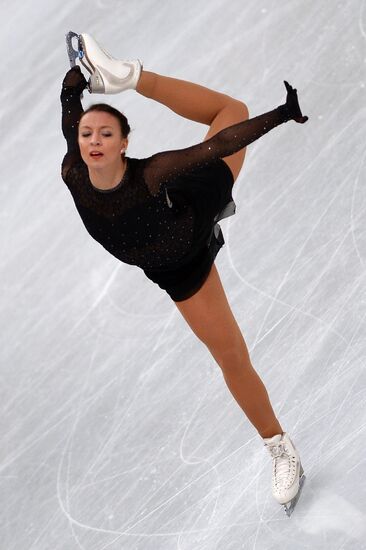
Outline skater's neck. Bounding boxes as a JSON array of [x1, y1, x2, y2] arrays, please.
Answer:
[[87, 158, 128, 191]]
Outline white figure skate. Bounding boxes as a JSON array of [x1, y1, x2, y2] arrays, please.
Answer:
[[263, 432, 306, 517], [65, 31, 142, 94]]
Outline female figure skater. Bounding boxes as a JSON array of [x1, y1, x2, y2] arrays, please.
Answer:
[[61, 33, 308, 516]]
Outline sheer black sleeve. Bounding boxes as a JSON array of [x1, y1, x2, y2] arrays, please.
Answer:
[[143, 80, 308, 196], [60, 67, 88, 181], [142, 106, 292, 196]]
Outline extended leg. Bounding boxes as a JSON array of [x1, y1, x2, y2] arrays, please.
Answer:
[[175, 264, 283, 439]]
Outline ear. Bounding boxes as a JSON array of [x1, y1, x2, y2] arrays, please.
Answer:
[[121, 137, 129, 154]]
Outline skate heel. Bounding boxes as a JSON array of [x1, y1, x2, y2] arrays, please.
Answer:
[[78, 33, 142, 94]]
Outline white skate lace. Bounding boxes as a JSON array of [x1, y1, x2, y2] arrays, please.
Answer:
[[269, 443, 296, 488]]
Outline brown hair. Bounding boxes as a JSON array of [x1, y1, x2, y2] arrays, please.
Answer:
[[80, 103, 131, 138]]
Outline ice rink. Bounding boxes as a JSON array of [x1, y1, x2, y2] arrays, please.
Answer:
[[1, 1, 366, 548]]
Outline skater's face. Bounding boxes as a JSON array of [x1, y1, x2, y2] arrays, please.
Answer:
[[78, 111, 128, 169]]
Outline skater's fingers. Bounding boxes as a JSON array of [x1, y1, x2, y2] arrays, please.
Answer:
[[63, 67, 88, 91], [64, 66, 84, 80], [64, 66, 81, 77], [295, 115, 309, 124]]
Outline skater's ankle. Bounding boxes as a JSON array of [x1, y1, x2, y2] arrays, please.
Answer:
[[261, 429, 284, 440], [136, 70, 157, 97]]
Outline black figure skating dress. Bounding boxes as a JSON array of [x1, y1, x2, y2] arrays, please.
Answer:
[[60, 68, 302, 301]]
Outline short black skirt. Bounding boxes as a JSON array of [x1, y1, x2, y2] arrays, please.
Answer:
[[143, 159, 236, 302]]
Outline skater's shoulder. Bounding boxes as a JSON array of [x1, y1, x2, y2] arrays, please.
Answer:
[[61, 151, 85, 183], [125, 156, 143, 167], [126, 155, 152, 179]]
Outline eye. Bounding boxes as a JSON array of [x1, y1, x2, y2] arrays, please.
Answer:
[[80, 132, 112, 137]]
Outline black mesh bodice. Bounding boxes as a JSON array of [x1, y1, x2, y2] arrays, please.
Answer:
[[62, 155, 198, 270]]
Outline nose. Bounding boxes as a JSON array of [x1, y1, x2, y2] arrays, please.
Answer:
[[90, 133, 101, 146]]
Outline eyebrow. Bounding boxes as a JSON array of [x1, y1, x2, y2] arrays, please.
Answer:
[[80, 125, 114, 129]]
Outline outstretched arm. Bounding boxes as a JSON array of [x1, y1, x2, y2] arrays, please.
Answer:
[[60, 66, 88, 180], [143, 81, 308, 196]]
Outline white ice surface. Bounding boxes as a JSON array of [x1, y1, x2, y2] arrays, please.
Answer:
[[1, 1, 366, 549]]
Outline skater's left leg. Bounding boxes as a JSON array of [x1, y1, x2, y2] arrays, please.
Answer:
[[174, 263, 283, 439], [175, 264, 305, 515]]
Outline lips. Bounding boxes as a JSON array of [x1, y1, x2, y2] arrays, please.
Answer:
[[90, 151, 104, 158]]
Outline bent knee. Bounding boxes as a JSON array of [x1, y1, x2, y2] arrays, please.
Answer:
[[228, 99, 249, 119]]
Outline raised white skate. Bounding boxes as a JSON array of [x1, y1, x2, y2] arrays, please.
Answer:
[[65, 31, 142, 94], [79, 33, 142, 94], [263, 432, 306, 517]]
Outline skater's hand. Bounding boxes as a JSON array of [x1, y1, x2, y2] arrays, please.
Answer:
[[283, 81, 308, 124], [62, 66, 88, 94]]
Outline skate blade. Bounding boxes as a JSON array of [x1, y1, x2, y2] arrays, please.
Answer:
[[283, 474, 306, 518], [65, 31, 80, 68]]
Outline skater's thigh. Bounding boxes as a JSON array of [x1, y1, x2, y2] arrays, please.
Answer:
[[174, 263, 245, 365], [203, 100, 249, 182]]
